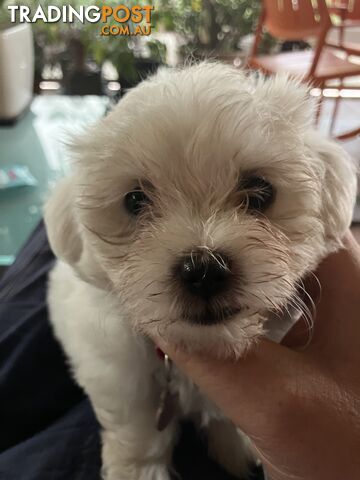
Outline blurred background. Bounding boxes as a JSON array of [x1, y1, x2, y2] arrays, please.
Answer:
[[0, 0, 359, 267], [0, 0, 271, 96]]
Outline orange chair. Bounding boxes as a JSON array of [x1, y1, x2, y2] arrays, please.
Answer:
[[248, 0, 360, 133], [326, 0, 360, 138], [327, 0, 360, 57]]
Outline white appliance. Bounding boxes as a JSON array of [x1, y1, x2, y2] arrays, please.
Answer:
[[0, 23, 34, 123]]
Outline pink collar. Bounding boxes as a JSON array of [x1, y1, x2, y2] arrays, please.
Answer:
[[155, 346, 166, 360]]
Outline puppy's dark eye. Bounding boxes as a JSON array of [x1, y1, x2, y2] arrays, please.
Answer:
[[241, 175, 274, 212], [124, 190, 151, 216]]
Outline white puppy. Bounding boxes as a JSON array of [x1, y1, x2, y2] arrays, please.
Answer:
[[45, 62, 356, 480]]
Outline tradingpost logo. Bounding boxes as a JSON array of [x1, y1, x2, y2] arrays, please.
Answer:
[[7, 3, 154, 36]]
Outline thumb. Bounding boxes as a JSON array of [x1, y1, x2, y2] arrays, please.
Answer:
[[156, 337, 300, 438]]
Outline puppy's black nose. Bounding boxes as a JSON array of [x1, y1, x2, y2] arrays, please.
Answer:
[[178, 250, 231, 299]]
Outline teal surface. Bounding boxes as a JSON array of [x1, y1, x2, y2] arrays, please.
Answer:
[[0, 96, 110, 265]]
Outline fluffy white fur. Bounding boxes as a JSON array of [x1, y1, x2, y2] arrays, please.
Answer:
[[45, 62, 357, 479]]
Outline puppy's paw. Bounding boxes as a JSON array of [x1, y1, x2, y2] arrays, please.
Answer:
[[101, 427, 174, 480]]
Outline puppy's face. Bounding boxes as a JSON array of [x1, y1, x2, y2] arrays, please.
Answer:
[[45, 63, 356, 357]]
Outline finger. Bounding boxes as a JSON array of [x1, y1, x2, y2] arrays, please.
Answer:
[[317, 232, 360, 296], [307, 231, 360, 340], [155, 337, 299, 437], [282, 316, 312, 348], [282, 273, 321, 348]]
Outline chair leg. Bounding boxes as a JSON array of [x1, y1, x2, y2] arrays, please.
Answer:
[[315, 87, 324, 126], [336, 127, 360, 141], [330, 81, 342, 136]]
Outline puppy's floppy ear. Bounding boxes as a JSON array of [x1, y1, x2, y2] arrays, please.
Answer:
[[309, 134, 357, 242], [44, 177, 83, 264], [254, 74, 315, 129], [259, 74, 357, 242]]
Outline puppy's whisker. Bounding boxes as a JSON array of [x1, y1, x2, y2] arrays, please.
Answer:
[[251, 442, 301, 480], [142, 279, 159, 290], [283, 292, 315, 347], [147, 291, 165, 298], [140, 317, 163, 328]]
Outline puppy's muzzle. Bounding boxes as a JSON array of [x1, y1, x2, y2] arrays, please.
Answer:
[[177, 249, 231, 300]]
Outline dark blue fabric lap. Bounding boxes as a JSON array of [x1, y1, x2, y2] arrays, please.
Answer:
[[0, 222, 263, 480], [0, 222, 101, 479]]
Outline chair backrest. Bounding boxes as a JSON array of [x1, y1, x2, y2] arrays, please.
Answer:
[[262, 0, 331, 40], [347, 0, 360, 20]]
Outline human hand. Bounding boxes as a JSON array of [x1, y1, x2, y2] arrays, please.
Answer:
[[156, 231, 360, 480]]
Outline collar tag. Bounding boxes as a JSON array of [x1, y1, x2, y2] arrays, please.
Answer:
[[155, 352, 179, 431]]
